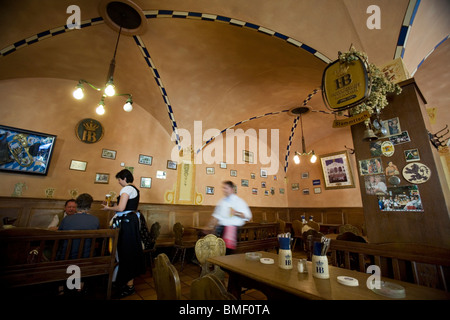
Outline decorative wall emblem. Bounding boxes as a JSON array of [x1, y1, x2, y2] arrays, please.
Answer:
[[402, 162, 431, 184], [75, 118, 104, 144]]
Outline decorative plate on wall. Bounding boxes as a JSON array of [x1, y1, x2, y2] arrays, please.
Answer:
[[402, 162, 431, 184]]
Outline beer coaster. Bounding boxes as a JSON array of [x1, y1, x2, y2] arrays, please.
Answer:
[[260, 258, 274, 264], [337, 276, 359, 287]]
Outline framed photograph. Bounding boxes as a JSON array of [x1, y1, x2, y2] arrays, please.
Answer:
[[359, 157, 383, 176], [206, 186, 215, 195], [260, 169, 268, 178], [314, 187, 322, 194], [279, 188, 285, 194], [404, 148, 420, 162], [206, 167, 215, 175], [140, 177, 152, 189], [250, 173, 256, 179], [364, 174, 388, 195], [377, 185, 423, 212], [386, 117, 401, 136], [312, 179, 321, 186], [94, 173, 109, 184], [0, 125, 57, 176], [101, 148, 116, 160], [138, 154, 153, 166], [264, 190, 269, 196], [270, 187, 275, 195], [302, 188, 310, 195], [261, 181, 266, 188], [302, 172, 309, 179], [156, 170, 166, 179], [220, 162, 227, 169], [230, 170, 237, 177], [243, 150, 254, 163], [241, 179, 249, 187], [252, 188, 258, 195], [389, 131, 411, 145], [70, 160, 87, 171], [167, 160, 177, 170], [291, 183, 299, 191], [369, 141, 383, 157], [320, 151, 355, 190]]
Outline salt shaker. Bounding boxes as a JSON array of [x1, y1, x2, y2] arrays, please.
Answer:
[[297, 259, 308, 273]]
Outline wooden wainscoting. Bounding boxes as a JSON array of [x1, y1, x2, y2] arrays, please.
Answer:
[[0, 197, 365, 241]]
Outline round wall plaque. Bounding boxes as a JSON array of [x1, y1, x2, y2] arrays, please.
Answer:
[[381, 141, 395, 157], [75, 118, 104, 144], [402, 162, 431, 184]]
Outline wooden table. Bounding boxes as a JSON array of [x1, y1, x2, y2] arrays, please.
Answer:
[[207, 252, 450, 300]]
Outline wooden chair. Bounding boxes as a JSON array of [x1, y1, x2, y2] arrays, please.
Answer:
[[172, 222, 196, 271], [143, 222, 160, 275], [302, 229, 324, 260], [153, 253, 181, 300], [335, 232, 368, 270], [306, 220, 320, 232], [276, 218, 286, 234], [195, 234, 226, 281], [291, 220, 303, 252], [338, 224, 361, 236], [190, 274, 236, 300]]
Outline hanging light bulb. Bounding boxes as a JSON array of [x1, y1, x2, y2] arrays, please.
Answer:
[[293, 153, 300, 164], [310, 152, 317, 164], [104, 79, 115, 97], [123, 98, 133, 112], [73, 83, 84, 99], [96, 100, 105, 115]]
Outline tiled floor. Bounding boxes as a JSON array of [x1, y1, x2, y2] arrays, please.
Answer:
[[119, 248, 308, 300]]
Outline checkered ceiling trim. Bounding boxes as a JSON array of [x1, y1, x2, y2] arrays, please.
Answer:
[[133, 35, 181, 149], [411, 35, 449, 77], [142, 10, 331, 64], [0, 17, 104, 57], [394, 0, 421, 59]]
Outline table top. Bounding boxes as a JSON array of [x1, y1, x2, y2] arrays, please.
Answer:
[[207, 251, 450, 300]]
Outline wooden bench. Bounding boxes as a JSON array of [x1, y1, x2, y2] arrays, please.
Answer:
[[0, 228, 118, 299], [234, 223, 279, 253], [328, 240, 450, 292]]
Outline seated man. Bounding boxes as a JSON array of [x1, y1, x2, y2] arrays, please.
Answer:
[[58, 193, 99, 259], [48, 199, 77, 230]]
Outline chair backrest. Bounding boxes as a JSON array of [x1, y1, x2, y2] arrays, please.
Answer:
[[276, 219, 286, 234], [190, 274, 236, 300], [195, 234, 226, 265], [292, 220, 303, 237], [302, 229, 324, 260], [336, 231, 366, 243], [306, 220, 320, 232], [173, 222, 184, 246], [149, 222, 161, 249], [153, 253, 181, 300], [338, 224, 361, 236]]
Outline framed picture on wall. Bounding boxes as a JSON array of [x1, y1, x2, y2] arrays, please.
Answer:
[[220, 162, 227, 169], [94, 173, 109, 184], [167, 160, 177, 170], [101, 149, 116, 160], [138, 154, 153, 166], [140, 177, 152, 188], [0, 125, 57, 176], [206, 186, 215, 195], [243, 150, 254, 163], [319, 150, 355, 190], [206, 167, 215, 175], [70, 160, 87, 171], [241, 179, 249, 187], [260, 169, 268, 178], [252, 188, 258, 195], [230, 170, 237, 177]]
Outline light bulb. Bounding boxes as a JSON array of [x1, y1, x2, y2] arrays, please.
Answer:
[[73, 87, 84, 100], [96, 104, 105, 115], [105, 83, 115, 97], [293, 154, 300, 164], [123, 101, 133, 112], [310, 154, 317, 163]]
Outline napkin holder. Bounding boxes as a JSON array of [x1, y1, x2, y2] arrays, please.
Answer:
[[312, 242, 329, 279]]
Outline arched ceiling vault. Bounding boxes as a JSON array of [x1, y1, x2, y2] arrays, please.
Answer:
[[0, 0, 448, 173]]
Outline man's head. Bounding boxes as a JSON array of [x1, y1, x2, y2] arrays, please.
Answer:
[[64, 199, 77, 215], [76, 193, 94, 211], [222, 181, 236, 197]]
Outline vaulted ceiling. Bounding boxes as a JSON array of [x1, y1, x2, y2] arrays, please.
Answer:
[[0, 0, 449, 169]]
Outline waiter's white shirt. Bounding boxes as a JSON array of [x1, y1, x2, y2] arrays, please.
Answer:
[[212, 194, 252, 226]]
